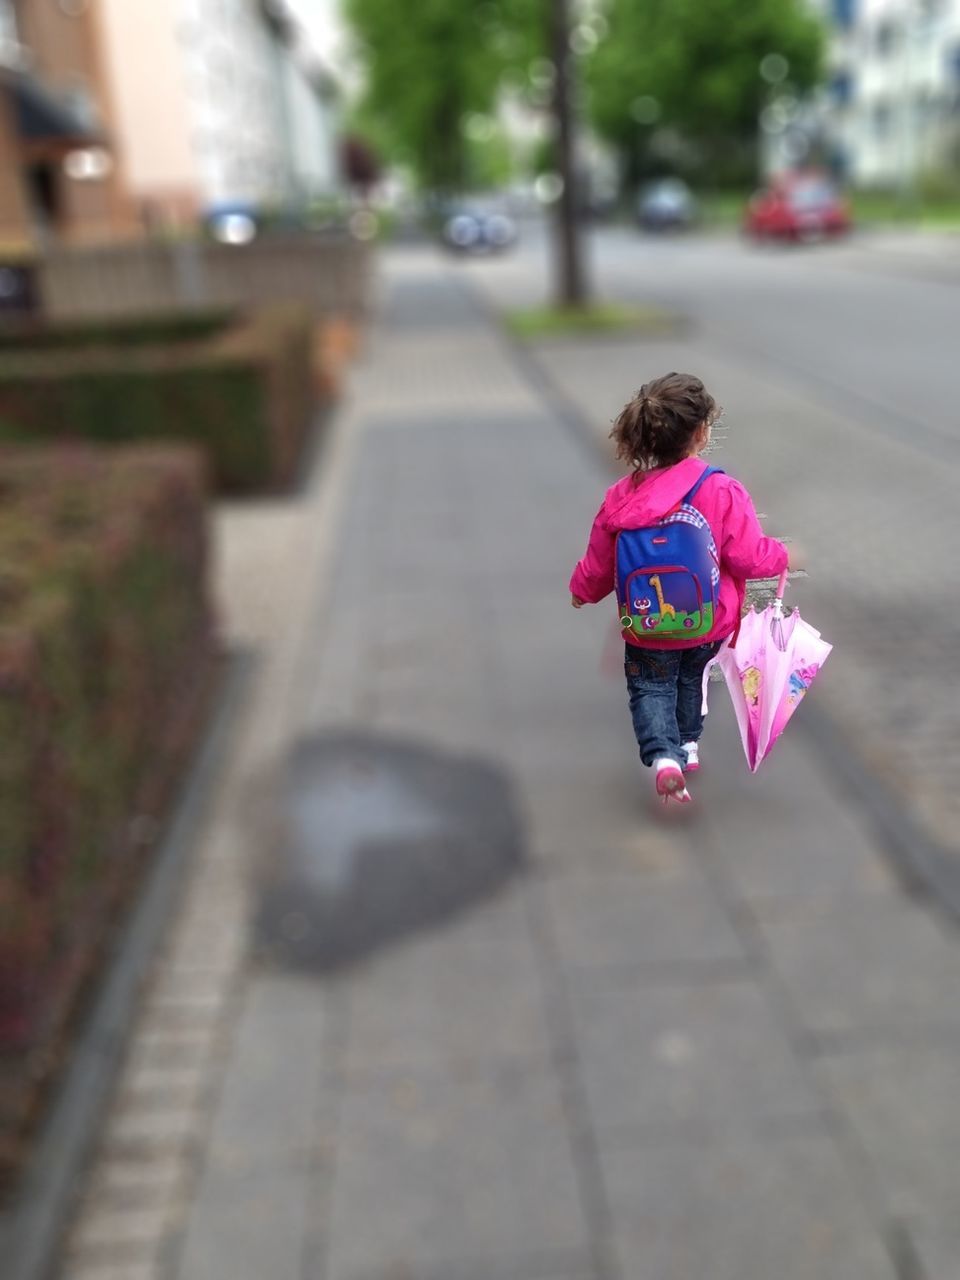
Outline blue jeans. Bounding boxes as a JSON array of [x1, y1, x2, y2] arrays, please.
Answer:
[[624, 641, 722, 768]]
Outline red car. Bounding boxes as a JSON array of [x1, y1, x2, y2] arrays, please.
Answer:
[[745, 173, 852, 242]]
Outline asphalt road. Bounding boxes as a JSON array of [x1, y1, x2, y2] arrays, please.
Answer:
[[595, 227, 960, 465], [478, 221, 960, 461]]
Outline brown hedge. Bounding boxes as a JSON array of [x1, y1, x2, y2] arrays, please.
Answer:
[[0, 309, 233, 352], [0, 304, 315, 493], [0, 445, 216, 1192]]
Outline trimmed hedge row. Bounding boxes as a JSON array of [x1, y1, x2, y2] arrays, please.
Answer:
[[0, 445, 215, 1189], [0, 309, 233, 352], [0, 304, 315, 493]]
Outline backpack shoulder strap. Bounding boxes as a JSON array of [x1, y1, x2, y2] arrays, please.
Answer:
[[682, 465, 724, 506]]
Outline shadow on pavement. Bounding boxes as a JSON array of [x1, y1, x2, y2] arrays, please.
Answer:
[[252, 729, 527, 971]]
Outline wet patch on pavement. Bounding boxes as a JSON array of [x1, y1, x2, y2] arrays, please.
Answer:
[[252, 730, 526, 971]]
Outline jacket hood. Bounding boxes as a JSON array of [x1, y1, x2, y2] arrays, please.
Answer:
[[606, 458, 713, 531]]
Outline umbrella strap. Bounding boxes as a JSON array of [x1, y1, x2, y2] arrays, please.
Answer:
[[729, 599, 745, 648]]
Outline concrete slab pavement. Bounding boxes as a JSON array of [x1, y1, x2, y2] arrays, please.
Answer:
[[56, 247, 960, 1280]]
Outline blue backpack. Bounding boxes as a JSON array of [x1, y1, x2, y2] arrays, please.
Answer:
[[615, 467, 723, 640]]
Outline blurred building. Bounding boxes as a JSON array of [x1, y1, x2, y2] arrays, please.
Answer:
[[0, 0, 129, 248], [816, 0, 960, 185], [0, 0, 340, 250]]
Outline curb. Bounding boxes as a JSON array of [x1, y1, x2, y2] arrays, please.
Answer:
[[465, 270, 960, 931], [0, 649, 256, 1280], [799, 703, 960, 929]]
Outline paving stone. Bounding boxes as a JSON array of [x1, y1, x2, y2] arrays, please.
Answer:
[[756, 899, 960, 1036], [148, 974, 235, 1005], [601, 1133, 896, 1280], [85, 1155, 189, 1208], [904, 1217, 960, 1280], [569, 979, 822, 1141], [197, 975, 329, 1172], [545, 874, 748, 975], [67, 1204, 177, 1256], [121, 1062, 208, 1101], [326, 1063, 588, 1276], [174, 913, 246, 945], [813, 1041, 960, 1225], [161, 940, 245, 973], [367, 689, 503, 757], [521, 771, 704, 877], [104, 1106, 205, 1157], [125, 1027, 222, 1073], [318, 1256, 596, 1280], [343, 893, 552, 1074], [61, 1264, 161, 1280], [139, 998, 227, 1031], [695, 699, 897, 908], [177, 1166, 309, 1280], [117, 1074, 207, 1115]]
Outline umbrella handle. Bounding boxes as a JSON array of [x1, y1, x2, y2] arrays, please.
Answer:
[[772, 568, 789, 619], [769, 568, 790, 650]]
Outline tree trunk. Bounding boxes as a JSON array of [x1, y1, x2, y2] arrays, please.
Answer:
[[549, 0, 588, 307]]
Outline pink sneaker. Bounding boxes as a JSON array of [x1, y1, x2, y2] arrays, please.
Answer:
[[655, 759, 692, 804], [682, 742, 700, 773]]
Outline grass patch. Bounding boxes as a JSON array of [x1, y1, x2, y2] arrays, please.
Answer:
[[504, 300, 682, 341], [697, 190, 751, 228], [843, 189, 960, 230]]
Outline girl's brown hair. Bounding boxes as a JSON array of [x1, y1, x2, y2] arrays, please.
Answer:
[[610, 372, 717, 477]]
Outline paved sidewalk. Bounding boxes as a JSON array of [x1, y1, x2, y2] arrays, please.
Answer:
[[61, 249, 960, 1280]]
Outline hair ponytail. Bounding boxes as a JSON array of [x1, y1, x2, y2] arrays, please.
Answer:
[[610, 373, 716, 477]]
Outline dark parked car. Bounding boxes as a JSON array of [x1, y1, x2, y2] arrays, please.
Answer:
[[744, 173, 852, 242], [203, 202, 260, 244], [636, 179, 697, 231], [441, 204, 518, 254]]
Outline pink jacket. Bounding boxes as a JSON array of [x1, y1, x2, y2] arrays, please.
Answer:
[[569, 458, 788, 649]]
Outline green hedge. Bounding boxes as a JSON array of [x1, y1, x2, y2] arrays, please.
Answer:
[[0, 304, 315, 493], [0, 445, 215, 1189], [0, 309, 233, 352]]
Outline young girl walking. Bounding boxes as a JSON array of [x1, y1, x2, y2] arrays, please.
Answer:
[[570, 372, 795, 804]]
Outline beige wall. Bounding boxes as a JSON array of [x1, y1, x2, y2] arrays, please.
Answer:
[[10, 0, 135, 241], [14, 0, 97, 86], [39, 235, 373, 320], [95, 0, 198, 212]]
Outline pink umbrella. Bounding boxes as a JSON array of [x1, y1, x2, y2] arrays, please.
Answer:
[[712, 570, 832, 772]]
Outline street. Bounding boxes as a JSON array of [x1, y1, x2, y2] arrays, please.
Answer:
[[478, 223, 960, 460], [54, 232, 960, 1280]]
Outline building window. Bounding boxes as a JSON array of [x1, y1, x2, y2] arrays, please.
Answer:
[[63, 76, 100, 130], [0, 0, 18, 44], [875, 21, 898, 57], [831, 70, 853, 107], [873, 101, 892, 136]]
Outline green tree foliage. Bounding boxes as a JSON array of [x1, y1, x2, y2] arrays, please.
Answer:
[[465, 125, 515, 190], [345, 0, 540, 190], [587, 0, 825, 186]]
